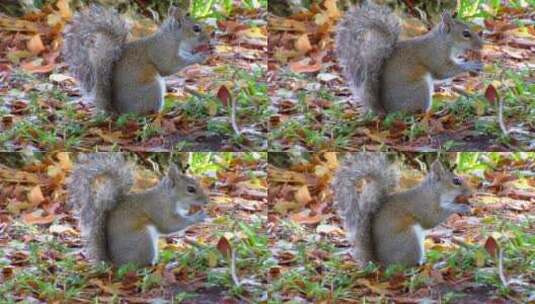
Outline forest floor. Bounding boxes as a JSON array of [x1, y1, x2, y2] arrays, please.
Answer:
[[268, 2, 534, 151], [268, 152, 534, 303], [0, 152, 268, 303], [0, 3, 268, 151]]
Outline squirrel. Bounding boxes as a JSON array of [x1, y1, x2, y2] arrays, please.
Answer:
[[62, 4, 212, 115], [67, 153, 209, 266], [335, 1, 484, 115], [333, 153, 472, 267]]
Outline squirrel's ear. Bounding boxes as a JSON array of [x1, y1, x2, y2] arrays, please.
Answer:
[[430, 160, 445, 179], [166, 164, 182, 186], [168, 6, 179, 17], [440, 11, 453, 34]]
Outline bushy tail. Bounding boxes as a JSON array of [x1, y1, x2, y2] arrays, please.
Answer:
[[68, 153, 134, 262], [335, 2, 400, 114], [62, 5, 128, 112], [333, 153, 399, 266]]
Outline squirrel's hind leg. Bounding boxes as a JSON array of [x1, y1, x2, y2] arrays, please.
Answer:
[[88, 34, 121, 112], [107, 225, 158, 266], [381, 75, 432, 114], [374, 224, 425, 266]]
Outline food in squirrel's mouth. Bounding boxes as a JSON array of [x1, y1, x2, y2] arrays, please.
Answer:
[[464, 48, 482, 61], [188, 205, 203, 215], [454, 195, 471, 204], [194, 44, 212, 54]]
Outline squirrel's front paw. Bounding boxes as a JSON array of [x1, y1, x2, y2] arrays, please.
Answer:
[[191, 210, 207, 222], [462, 61, 484, 72], [454, 204, 471, 215]]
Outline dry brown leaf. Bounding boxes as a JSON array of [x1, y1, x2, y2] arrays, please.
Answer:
[[484, 236, 499, 258], [485, 84, 498, 104], [20, 61, 55, 74], [295, 34, 312, 53], [217, 85, 231, 107], [56, 152, 72, 171], [27, 34, 45, 55], [294, 185, 312, 205], [217, 236, 232, 258], [56, 0, 73, 19], [27, 186, 45, 205], [22, 210, 55, 225], [324, 0, 341, 19], [289, 210, 322, 225], [288, 59, 321, 73], [323, 152, 338, 169]]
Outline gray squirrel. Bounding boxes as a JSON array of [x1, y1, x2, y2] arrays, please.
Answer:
[[335, 1, 484, 114], [333, 153, 472, 266], [62, 4, 212, 115], [67, 153, 209, 266]]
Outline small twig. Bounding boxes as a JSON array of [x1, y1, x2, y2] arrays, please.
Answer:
[[452, 236, 473, 249], [184, 87, 241, 136], [497, 247, 509, 288], [498, 96, 509, 136], [230, 247, 241, 287], [182, 237, 208, 249], [451, 85, 471, 97], [183, 87, 206, 99], [230, 96, 241, 136]]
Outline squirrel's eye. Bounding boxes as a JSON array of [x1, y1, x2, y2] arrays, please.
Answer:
[[452, 176, 463, 186], [186, 186, 197, 193], [185, 12, 190, 17], [192, 24, 201, 33], [462, 30, 471, 38]]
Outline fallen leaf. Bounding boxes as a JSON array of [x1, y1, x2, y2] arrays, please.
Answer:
[[22, 210, 55, 225], [56, 0, 73, 19], [288, 58, 321, 73], [484, 236, 498, 258], [316, 224, 344, 235], [217, 236, 232, 258], [56, 152, 72, 171], [484, 84, 498, 104], [217, 85, 231, 107], [295, 34, 312, 53], [27, 35, 45, 55], [28, 186, 45, 205], [289, 210, 322, 225], [49, 224, 77, 235], [324, 0, 342, 19], [49, 73, 75, 83], [294, 185, 312, 205]]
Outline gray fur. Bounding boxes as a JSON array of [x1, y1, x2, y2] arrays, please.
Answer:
[[63, 5, 128, 112], [336, 3, 483, 114], [334, 154, 472, 267], [63, 5, 211, 114], [68, 153, 209, 266], [67, 153, 134, 262], [335, 2, 400, 114], [333, 153, 399, 266]]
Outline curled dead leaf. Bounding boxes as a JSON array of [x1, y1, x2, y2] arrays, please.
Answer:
[[484, 236, 499, 258], [289, 210, 322, 225], [484, 84, 498, 104], [295, 34, 312, 53], [294, 185, 312, 205], [28, 186, 45, 205], [27, 34, 45, 55], [22, 210, 55, 225], [217, 85, 231, 107], [217, 236, 232, 259], [288, 58, 321, 73]]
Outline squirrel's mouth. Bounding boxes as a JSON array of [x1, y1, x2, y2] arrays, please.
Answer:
[[193, 43, 212, 54], [188, 205, 203, 215], [454, 194, 471, 204]]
